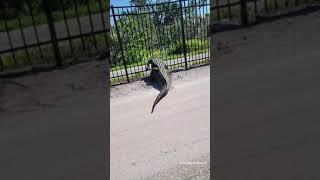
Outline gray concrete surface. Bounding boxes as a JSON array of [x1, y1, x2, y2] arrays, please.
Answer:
[[0, 60, 108, 180], [0, 90, 107, 180], [111, 66, 210, 179], [213, 7, 320, 180]]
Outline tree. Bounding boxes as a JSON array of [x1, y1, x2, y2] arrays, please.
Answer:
[[129, 0, 149, 6]]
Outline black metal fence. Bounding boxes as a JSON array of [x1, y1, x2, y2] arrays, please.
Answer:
[[211, 0, 319, 28], [0, 0, 108, 76], [110, 0, 210, 85]]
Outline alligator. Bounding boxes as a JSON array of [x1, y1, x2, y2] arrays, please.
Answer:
[[146, 58, 172, 114]]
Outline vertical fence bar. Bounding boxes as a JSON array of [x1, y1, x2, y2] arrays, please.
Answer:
[[265, 0, 269, 13], [254, 0, 257, 18], [124, 7, 136, 73], [194, 0, 200, 65], [98, 0, 109, 48], [138, 6, 146, 65], [203, 1, 207, 62], [150, 5, 157, 59], [151, 5, 160, 56], [110, 28, 118, 79], [167, 5, 174, 68], [216, 0, 221, 22], [134, 6, 146, 75], [43, 0, 62, 67], [86, 0, 98, 50], [175, 2, 182, 66], [73, 0, 85, 50], [184, 0, 191, 64], [240, 0, 249, 26], [227, 0, 232, 20], [178, 0, 188, 70], [0, 55, 3, 71], [27, 0, 44, 61], [2, 16, 17, 65], [202, 1, 206, 63], [60, 0, 74, 55], [111, 6, 130, 83], [190, 0, 195, 65], [17, 16, 31, 64], [207, 2, 210, 63]]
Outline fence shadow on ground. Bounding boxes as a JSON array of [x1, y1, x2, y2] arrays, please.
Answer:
[[211, 23, 242, 34], [211, 4, 320, 34], [255, 4, 320, 24]]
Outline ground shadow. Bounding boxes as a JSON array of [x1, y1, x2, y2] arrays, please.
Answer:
[[0, 50, 108, 79], [254, 4, 320, 24], [211, 4, 320, 34], [142, 76, 163, 91], [211, 23, 242, 34]]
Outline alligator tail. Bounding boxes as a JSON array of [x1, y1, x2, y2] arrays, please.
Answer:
[[151, 85, 168, 114]]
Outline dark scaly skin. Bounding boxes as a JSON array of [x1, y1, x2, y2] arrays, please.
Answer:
[[147, 59, 171, 114]]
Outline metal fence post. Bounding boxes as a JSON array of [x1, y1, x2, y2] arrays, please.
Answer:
[[240, 0, 249, 26], [0, 56, 3, 71], [111, 5, 130, 83], [216, 0, 220, 22], [42, 0, 62, 67], [178, 0, 188, 70]]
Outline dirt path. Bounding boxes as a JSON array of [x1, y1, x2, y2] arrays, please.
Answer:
[[111, 65, 210, 179]]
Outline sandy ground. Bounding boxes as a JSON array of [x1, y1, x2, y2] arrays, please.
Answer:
[[110, 65, 210, 180]]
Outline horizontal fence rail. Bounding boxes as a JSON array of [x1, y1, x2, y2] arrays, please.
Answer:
[[0, 0, 109, 75], [110, 0, 210, 85]]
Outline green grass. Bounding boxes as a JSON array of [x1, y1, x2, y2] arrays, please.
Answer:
[[0, 1, 106, 32], [110, 71, 147, 85], [110, 57, 210, 85], [111, 48, 208, 71], [111, 39, 209, 71], [1, 45, 55, 70]]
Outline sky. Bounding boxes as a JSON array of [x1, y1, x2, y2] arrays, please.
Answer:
[[110, 0, 131, 7]]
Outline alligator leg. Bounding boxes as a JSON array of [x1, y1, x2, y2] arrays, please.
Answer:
[[150, 67, 160, 82]]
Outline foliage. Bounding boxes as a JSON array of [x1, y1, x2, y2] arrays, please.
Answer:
[[168, 39, 208, 55], [110, 0, 209, 68]]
